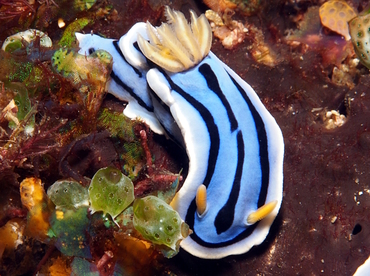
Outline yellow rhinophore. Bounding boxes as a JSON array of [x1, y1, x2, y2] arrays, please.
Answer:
[[246, 200, 278, 225], [137, 6, 212, 73], [196, 184, 207, 216]]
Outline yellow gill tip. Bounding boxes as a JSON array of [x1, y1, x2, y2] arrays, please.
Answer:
[[138, 33, 185, 72], [138, 6, 212, 73], [144, 21, 161, 46], [164, 5, 177, 24], [196, 184, 207, 216], [246, 200, 278, 225]]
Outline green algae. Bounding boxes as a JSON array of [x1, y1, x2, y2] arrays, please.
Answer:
[[97, 108, 144, 180], [133, 195, 190, 257], [122, 142, 144, 180], [47, 180, 89, 210], [49, 207, 91, 258], [115, 206, 134, 228], [59, 18, 92, 47], [4, 40, 23, 53], [88, 167, 135, 220], [51, 48, 112, 84], [97, 108, 136, 141], [13, 83, 32, 121], [8, 61, 33, 83], [230, 0, 261, 15], [73, 0, 97, 11], [71, 257, 99, 276], [6, 82, 35, 134]]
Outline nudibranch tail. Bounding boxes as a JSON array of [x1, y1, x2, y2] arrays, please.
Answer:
[[137, 6, 212, 72], [246, 200, 278, 225]]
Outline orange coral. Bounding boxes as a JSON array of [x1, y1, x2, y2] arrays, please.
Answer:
[[20, 177, 45, 210], [48, 256, 72, 276], [0, 218, 26, 258], [20, 177, 52, 242], [203, 0, 237, 13], [114, 232, 158, 275], [319, 0, 357, 40]]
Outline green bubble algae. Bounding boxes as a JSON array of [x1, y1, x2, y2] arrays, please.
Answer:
[[88, 167, 135, 220], [47, 180, 89, 210], [133, 195, 190, 257]]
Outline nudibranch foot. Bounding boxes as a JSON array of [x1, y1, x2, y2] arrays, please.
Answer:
[[137, 6, 212, 73]]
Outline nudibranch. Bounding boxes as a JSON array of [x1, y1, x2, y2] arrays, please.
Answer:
[[138, 6, 284, 259], [75, 6, 284, 259]]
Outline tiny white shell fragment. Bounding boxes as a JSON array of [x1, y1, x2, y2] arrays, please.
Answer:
[[1, 29, 52, 51]]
